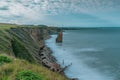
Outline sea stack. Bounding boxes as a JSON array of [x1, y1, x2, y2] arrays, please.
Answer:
[[56, 32, 63, 43]]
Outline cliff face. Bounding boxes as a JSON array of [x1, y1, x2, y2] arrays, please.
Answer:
[[0, 26, 60, 63], [9, 27, 42, 62]]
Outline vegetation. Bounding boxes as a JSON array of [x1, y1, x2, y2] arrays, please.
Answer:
[[0, 55, 67, 80], [0, 55, 12, 65], [16, 70, 43, 80], [0, 23, 17, 30], [11, 39, 34, 62]]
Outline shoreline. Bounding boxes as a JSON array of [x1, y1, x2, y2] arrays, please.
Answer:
[[44, 34, 78, 80], [0, 23, 74, 80], [40, 35, 67, 74]]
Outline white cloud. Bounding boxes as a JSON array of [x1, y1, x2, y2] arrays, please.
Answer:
[[0, 0, 45, 24], [0, 0, 120, 24]]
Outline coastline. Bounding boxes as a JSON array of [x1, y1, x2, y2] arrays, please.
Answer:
[[24, 26, 67, 75], [45, 34, 78, 80], [41, 33, 67, 75], [46, 29, 120, 80], [0, 24, 76, 80]]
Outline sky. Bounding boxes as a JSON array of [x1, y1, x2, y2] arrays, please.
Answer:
[[0, 0, 120, 27]]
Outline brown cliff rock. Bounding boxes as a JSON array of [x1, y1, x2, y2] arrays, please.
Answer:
[[56, 32, 63, 43], [38, 46, 63, 73]]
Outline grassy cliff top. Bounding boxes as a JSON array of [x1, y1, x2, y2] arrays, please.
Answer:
[[0, 23, 18, 30], [0, 54, 67, 80]]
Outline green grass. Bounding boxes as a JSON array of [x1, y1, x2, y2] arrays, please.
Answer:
[[0, 55, 67, 80], [0, 23, 17, 30], [0, 23, 17, 54], [0, 30, 13, 55], [0, 55, 12, 65], [16, 70, 43, 80], [11, 38, 34, 63]]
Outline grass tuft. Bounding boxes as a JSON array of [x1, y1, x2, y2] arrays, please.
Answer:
[[16, 70, 43, 80], [0, 55, 12, 65]]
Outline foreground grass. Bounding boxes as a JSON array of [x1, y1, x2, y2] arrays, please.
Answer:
[[0, 55, 67, 80]]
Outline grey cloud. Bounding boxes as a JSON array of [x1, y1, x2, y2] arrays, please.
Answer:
[[0, 6, 9, 10]]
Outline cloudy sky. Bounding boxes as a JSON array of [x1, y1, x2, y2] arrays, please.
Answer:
[[0, 0, 120, 27]]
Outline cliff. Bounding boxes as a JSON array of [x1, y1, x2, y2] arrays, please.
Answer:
[[0, 24, 67, 80], [0, 26, 59, 62]]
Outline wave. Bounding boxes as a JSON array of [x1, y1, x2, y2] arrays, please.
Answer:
[[77, 48, 102, 52]]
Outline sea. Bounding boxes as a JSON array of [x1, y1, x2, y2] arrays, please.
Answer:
[[45, 28, 120, 80]]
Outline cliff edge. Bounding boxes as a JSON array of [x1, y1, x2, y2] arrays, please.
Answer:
[[0, 24, 68, 80]]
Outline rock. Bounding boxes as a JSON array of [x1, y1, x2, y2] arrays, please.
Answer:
[[39, 46, 62, 73], [69, 78, 79, 80], [56, 32, 63, 43], [50, 62, 61, 72]]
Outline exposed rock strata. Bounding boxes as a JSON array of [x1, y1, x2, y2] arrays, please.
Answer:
[[9, 27, 64, 73], [56, 32, 63, 43], [39, 46, 62, 72]]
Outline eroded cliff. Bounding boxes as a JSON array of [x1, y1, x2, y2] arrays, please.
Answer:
[[0, 24, 68, 80], [0, 26, 61, 67]]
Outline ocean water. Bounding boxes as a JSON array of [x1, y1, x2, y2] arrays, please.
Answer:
[[45, 28, 120, 80]]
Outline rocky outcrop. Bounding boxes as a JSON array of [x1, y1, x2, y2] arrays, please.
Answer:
[[56, 32, 63, 43], [38, 45, 63, 73]]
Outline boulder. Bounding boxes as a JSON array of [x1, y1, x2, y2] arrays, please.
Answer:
[[69, 78, 78, 80]]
